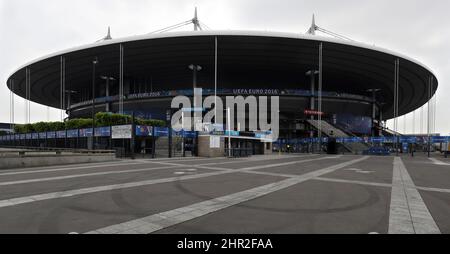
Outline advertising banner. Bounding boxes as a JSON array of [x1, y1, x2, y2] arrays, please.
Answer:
[[67, 129, 79, 138], [32, 133, 39, 140], [432, 136, 449, 143], [47, 132, 56, 139], [136, 126, 152, 137], [79, 128, 94, 137], [56, 131, 66, 138]]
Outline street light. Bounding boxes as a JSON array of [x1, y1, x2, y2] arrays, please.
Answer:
[[100, 76, 115, 112], [92, 57, 99, 150], [188, 64, 202, 131], [227, 107, 231, 157], [306, 70, 319, 153]]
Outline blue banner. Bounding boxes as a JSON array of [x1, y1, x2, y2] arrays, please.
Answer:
[[224, 131, 240, 137], [79, 128, 94, 137], [46, 132, 54, 139], [67, 129, 79, 138], [39, 132, 46, 139], [32, 133, 39, 140], [370, 137, 384, 143], [154, 127, 169, 137], [95, 127, 111, 137], [47, 131, 56, 139], [432, 136, 449, 143], [56, 131, 66, 138]]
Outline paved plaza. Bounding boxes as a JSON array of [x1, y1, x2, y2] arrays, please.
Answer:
[[0, 153, 449, 234]]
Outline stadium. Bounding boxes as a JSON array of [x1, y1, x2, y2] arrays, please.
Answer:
[[2, 15, 439, 156]]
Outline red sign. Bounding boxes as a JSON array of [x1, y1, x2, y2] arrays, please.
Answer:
[[304, 110, 325, 116]]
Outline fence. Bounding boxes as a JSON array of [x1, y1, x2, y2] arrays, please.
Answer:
[[0, 125, 198, 159]]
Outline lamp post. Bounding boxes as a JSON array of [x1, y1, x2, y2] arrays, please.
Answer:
[[92, 57, 99, 150], [187, 64, 202, 157], [188, 64, 202, 131], [227, 107, 231, 157], [306, 70, 319, 153], [100, 76, 115, 112]]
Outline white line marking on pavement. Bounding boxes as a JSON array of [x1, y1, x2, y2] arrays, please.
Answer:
[[189, 155, 338, 173], [237, 156, 342, 171], [196, 155, 316, 166], [85, 156, 369, 234], [416, 186, 450, 194], [240, 170, 300, 178], [343, 168, 375, 174], [0, 161, 145, 177], [150, 155, 317, 168], [173, 169, 198, 175], [429, 158, 450, 166], [0, 165, 180, 186], [313, 177, 450, 196], [0, 156, 338, 209], [149, 155, 322, 170], [314, 177, 392, 188], [388, 157, 441, 234], [0, 160, 135, 173]]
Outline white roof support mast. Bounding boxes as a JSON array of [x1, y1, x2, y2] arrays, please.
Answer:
[[149, 7, 210, 34], [306, 14, 354, 42]]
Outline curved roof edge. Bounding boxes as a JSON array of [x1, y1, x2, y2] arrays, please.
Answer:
[[6, 30, 438, 82]]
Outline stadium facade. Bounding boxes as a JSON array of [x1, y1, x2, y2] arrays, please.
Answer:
[[2, 18, 439, 156]]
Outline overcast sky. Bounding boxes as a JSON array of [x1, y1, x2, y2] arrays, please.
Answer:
[[0, 0, 449, 134]]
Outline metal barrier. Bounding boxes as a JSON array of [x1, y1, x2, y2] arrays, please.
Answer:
[[0, 147, 115, 158]]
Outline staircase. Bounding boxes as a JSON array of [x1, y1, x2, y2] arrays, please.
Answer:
[[382, 128, 403, 137], [307, 120, 369, 154]]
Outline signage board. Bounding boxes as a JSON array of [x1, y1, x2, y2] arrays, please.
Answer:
[[304, 110, 325, 116], [224, 130, 240, 137], [210, 136, 221, 148], [112, 125, 132, 139]]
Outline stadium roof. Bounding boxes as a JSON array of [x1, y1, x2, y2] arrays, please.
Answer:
[[6, 30, 438, 119]]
